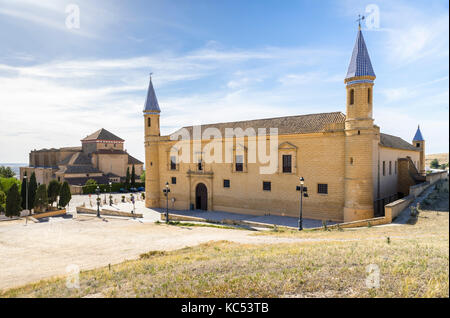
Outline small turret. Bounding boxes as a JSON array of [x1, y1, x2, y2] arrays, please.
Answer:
[[413, 125, 425, 174], [143, 75, 161, 208]]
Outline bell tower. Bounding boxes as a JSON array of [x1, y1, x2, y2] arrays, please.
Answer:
[[143, 75, 161, 208], [412, 125, 425, 174], [343, 27, 376, 222]]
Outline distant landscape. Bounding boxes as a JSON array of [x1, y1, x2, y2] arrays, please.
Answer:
[[426, 153, 449, 167]]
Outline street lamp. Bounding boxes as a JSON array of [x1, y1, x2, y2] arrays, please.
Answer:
[[162, 182, 170, 223], [296, 177, 308, 231], [130, 193, 135, 215], [109, 182, 113, 206], [95, 185, 101, 218]]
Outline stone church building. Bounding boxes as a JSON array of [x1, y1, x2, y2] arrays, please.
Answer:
[[143, 29, 425, 222], [21, 128, 143, 187]]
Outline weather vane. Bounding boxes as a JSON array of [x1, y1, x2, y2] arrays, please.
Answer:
[[356, 14, 365, 30], [149, 72, 153, 79]]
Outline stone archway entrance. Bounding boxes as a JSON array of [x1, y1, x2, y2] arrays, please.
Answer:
[[195, 183, 208, 210]]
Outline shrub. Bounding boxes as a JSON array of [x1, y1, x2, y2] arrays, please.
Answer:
[[0, 190, 6, 213], [59, 182, 72, 208], [85, 179, 97, 186], [0, 166, 15, 178], [5, 183, 21, 217], [0, 177, 21, 194], [34, 184, 48, 212], [47, 180, 61, 207]]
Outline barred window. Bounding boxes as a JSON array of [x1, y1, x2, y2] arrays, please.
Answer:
[[318, 184, 328, 194], [282, 155, 292, 173], [171, 177, 176, 184], [263, 181, 271, 191], [223, 179, 230, 188]]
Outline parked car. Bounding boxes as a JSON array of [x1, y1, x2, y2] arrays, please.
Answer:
[[137, 186, 145, 192], [119, 188, 127, 193], [129, 187, 138, 192]]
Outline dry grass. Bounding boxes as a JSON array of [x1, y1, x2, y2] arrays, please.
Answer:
[[426, 153, 449, 166], [2, 183, 448, 298]]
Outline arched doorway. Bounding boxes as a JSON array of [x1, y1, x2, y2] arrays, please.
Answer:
[[195, 183, 208, 210]]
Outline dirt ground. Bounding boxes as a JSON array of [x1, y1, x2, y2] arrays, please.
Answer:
[[0, 215, 319, 290]]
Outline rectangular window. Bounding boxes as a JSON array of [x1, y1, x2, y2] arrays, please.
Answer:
[[318, 184, 328, 194], [389, 161, 392, 175], [263, 181, 271, 191], [171, 177, 176, 184], [383, 161, 386, 176], [223, 179, 230, 188], [170, 156, 177, 170], [282, 154, 292, 173], [235, 155, 243, 172], [148, 117, 151, 127], [416, 143, 420, 148]]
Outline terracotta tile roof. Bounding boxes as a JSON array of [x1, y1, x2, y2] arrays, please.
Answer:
[[128, 154, 143, 165], [81, 128, 124, 142], [380, 133, 419, 151], [64, 165, 101, 174], [169, 112, 346, 138]]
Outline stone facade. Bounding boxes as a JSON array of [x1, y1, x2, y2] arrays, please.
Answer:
[[21, 128, 143, 187], [143, 29, 425, 222]]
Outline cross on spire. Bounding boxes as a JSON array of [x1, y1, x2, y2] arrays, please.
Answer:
[[356, 14, 365, 30]]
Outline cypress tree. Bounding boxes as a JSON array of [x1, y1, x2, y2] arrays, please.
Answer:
[[28, 172, 37, 210], [47, 180, 61, 207], [131, 165, 136, 188], [34, 184, 48, 212], [6, 183, 21, 217], [59, 182, 72, 208], [20, 174, 28, 210]]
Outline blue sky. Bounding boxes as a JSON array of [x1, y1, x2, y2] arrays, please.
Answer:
[[0, 0, 448, 163]]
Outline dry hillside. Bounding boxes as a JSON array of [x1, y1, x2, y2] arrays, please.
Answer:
[[426, 153, 449, 167]]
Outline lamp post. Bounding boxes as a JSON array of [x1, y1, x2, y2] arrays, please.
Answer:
[[296, 177, 308, 231], [130, 193, 135, 215], [24, 175, 28, 225], [109, 182, 113, 206], [95, 185, 101, 218], [162, 182, 170, 223]]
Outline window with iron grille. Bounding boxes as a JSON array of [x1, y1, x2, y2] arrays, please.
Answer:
[[170, 156, 177, 170], [235, 155, 243, 172], [171, 177, 176, 184], [263, 181, 271, 191], [223, 179, 230, 188], [282, 154, 292, 173], [318, 183, 328, 194]]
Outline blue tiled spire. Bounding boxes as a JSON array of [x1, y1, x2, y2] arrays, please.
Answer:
[[413, 125, 424, 141], [143, 75, 161, 113], [346, 29, 376, 80]]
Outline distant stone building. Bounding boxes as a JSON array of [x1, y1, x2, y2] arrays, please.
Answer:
[[142, 28, 426, 223], [20, 128, 143, 187]]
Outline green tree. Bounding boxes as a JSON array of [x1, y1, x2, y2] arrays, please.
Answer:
[[430, 159, 440, 169], [20, 174, 28, 210], [0, 190, 6, 213], [47, 180, 61, 207], [85, 179, 97, 186], [0, 177, 21, 194], [5, 183, 21, 217], [28, 172, 37, 210], [140, 170, 145, 183], [131, 165, 136, 188], [59, 181, 72, 208], [0, 166, 15, 178], [34, 184, 48, 212], [125, 167, 131, 189]]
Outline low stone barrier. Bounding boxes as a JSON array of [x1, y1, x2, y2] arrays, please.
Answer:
[[384, 195, 414, 223], [33, 209, 67, 219], [76, 206, 143, 218]]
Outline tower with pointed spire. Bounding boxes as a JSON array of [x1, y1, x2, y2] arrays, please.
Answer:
[[413, 125, 425, 174], [343, 28, 376, 222], [143, 75, 161, 208]]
